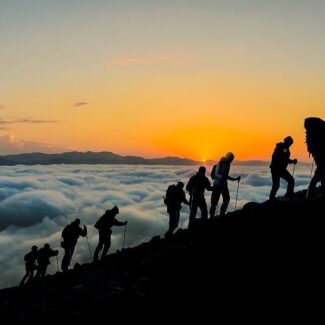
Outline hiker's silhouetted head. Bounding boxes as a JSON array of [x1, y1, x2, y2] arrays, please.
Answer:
[[44, 243, 50, 249], [31, 246, 38, 252], [108, 206, 119, 215], [225, 152, 235, 162], [177, 181, 184, 188], [74, 218, 81, 226], [198, 166, 206, 175], [284, 136, 293, 146]]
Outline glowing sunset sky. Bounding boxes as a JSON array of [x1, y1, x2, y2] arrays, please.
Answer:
[[0, 0, 324, 161]]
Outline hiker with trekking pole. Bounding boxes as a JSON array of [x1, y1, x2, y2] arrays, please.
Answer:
[[60, 218, 87, 271], [209, 152, 241, 218], [269, 136, 298, 200], [93, 206, 127, 262]]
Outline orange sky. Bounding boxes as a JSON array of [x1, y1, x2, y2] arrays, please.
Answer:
[[0, 1, 324, 162]]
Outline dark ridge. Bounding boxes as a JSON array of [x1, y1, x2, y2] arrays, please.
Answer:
[[0, 151, 199, 166], [0, 189, 323, 320]]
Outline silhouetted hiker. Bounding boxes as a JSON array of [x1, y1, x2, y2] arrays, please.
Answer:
[[305, 117, 325, 198], [20, 246, 38, 286], [186, 166, 212, 226], [210, 152, 241, 218], [164, 181, 189, 237], [269, 136, 297, 200], [93, 206, 127, 261], [60, 218, 87, 271], [35, 244, 58, 278]]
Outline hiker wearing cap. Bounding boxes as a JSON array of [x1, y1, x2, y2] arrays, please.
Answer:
[[60, 218, 87, 271], [269, 136, 297, 200], [35, 244, 58, 278], [164, 181, 189, 237], [20, 246, 38, 286], [93, 206, 127, 261], [210, 152, 241, 218], [186, 166, 212, 226]]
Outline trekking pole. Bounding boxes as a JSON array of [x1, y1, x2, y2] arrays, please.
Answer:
[[56, 255, 60, 272], [86, 235, 92, 261], [122, 224, 127, 250], [235, 180, 240, 212]]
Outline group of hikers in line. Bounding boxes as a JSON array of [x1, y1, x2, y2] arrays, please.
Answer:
[[20, 120, 324, 285], [20, 207, 127, 285]]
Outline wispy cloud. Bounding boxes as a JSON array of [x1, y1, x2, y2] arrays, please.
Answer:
[[0, 105, 6, 109], [0, 118, 58, 125], [0, 134, 70, 155], [72, 102, 89, 108]]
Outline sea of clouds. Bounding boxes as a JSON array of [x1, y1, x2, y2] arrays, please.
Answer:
[[0, 163, 313, 288]]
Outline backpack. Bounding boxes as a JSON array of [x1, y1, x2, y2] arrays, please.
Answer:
[[62, 224, 72, 240], [164, 184, 176, 205], [186, 176, 195, 193], [305, 117, 325, 157], [211, 165, 217, 180]]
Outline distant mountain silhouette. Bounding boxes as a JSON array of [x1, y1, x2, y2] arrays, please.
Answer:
[[0, 151, 268, 166], [0, 188, 323, 320]]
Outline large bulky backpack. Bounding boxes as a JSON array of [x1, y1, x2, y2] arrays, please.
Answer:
[[62, 224, 72, 240], [164, 184, 176, 205], [305, 117, 325, 157]]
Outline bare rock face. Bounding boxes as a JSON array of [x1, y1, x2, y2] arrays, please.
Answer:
[[0, 190, 324, 320]]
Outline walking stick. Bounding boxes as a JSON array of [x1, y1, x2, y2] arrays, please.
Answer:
[[235, 180, 240, 212], [122, 224, 127, 250], [86, 235, 92, 261]]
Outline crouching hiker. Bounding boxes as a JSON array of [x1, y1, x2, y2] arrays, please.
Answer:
[[20, 245, 38, 286], [61, 218, 87, 271], [93, 206, 127, 262], [35, 244, 58, 278]]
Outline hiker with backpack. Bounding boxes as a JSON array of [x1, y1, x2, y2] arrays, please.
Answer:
[[35, 244, 59, 278], [305, 117, 325, 198], [20, 246, 38, 286], [210, 152, 241, 218], [164, 181, 189, 237], [60, 218, 87, 271], [269, 136, 298, 200], [93, 206, 127, 262], [186, 166, 212, 227]]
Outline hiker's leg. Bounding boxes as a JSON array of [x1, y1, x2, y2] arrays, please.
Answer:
[[93, 241, 103, 262], [307, 168, 321, 198], [61, 247, 70, 271], [210, 187, 221, 218], [101, 236, 111, 260], [189, 198, 198, 226], [199, 197, 208, 220], [282, 170, 295, 197], [270, 171, 280, 200], [220, 186, 230, 216]]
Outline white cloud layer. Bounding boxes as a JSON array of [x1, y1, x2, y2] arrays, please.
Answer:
[[0, 164, 313, 288]]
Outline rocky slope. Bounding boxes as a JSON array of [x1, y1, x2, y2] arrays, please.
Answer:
[[0, 190, 323, 320]]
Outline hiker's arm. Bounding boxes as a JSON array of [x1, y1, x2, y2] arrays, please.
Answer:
[[228, 176, 241, 182], [80, 226, 87, 237], [206, 179, 213, 191], [288, 159, 298, 164], [113, 219, 127, 226], [181, 192, 190, 205]]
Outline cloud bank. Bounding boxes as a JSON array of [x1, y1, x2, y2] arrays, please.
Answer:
[[0, 164, 312, 288]]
